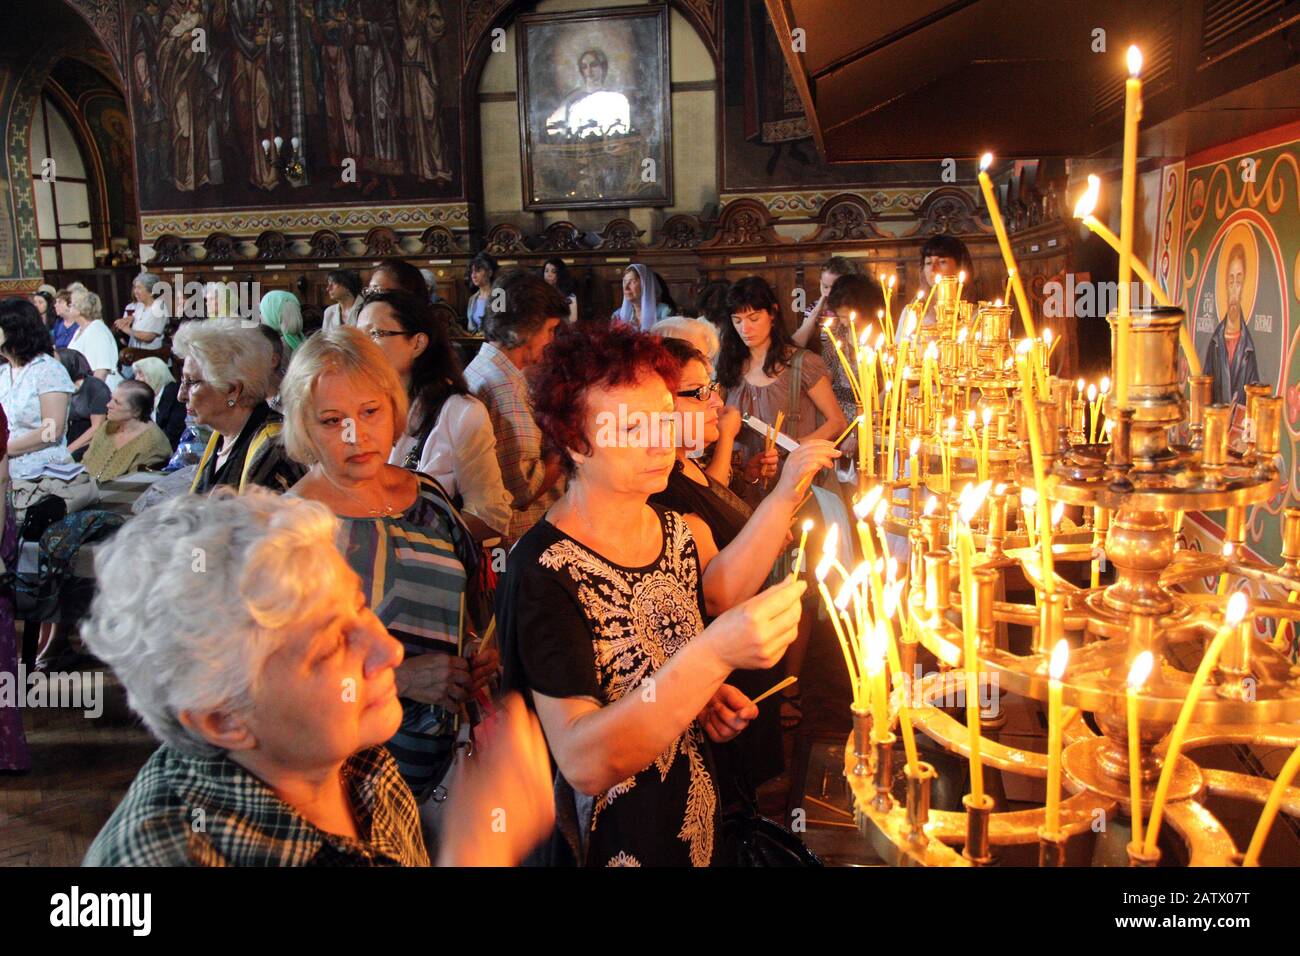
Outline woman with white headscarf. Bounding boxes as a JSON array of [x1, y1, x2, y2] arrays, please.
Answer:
[[612, 263, 671, 331]]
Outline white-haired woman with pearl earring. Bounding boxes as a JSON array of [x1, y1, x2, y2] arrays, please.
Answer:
[[172, 318, 303, 495], [80, 489, 556, 866]]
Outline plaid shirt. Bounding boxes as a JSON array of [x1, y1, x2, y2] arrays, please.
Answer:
[[83, 745, 428, 867], [465, 342, 564, 546]]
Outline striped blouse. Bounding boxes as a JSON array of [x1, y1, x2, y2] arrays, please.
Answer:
[[335, 474, 469, 798]]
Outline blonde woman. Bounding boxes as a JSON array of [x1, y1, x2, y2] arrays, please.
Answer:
[[279, 327, 498, 802]]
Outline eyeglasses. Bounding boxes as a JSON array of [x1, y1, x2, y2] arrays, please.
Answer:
[[364, 327, 412, 342], [676, 381, 721, 401]]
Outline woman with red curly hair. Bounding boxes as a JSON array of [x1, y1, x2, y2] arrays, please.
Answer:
[[498, 324, 837, 866]]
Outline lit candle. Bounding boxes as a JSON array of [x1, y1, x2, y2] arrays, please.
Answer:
[[1115, 46, 1143, 409], [909, 436, 921, 490], [817, 557, 861, 708], [1242, 742, 1300, 866], [956, 482, 992, 802], [868, 623, 890, 742], [978, 152, 1038, 339], [1086, 382, 1099, 443], [1073, 174, 1202, 375], [1126, 650, 1155, 847], [1046, 639, 1070, 833], [1144, 592, 1249, 853], [1016, 341, 1057, 593]]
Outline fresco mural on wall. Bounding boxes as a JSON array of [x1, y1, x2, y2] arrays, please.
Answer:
[[124, 0, 463, 210], [1175, 128, 1300, 656]]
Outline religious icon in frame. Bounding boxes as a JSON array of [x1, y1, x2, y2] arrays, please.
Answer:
[[516, 5, 673, 210]]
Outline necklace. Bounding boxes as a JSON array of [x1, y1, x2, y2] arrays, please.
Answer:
[[315, 465, 409, 518]]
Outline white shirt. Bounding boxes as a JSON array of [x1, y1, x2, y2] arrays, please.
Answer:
[[322, 298, 362, 331], [69, 319, 120, 375], [390, 392, 512, 535], [128, 298, 169, 350]]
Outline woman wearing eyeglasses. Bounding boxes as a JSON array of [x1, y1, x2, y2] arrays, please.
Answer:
[[357, 290, 510, 541], [172, 318, 304, 495]]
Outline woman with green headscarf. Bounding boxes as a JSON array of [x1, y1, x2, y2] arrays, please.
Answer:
[[258, 290, 305, 353]]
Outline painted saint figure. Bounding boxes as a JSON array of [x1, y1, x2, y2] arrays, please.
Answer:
[[306, 0, 361, 169], [397, 0, 453, 183], [157, 0, 212, 192], [228, 0, 285, 192], [545, 48, 630, 139], [1201, 243, 1261, 408]]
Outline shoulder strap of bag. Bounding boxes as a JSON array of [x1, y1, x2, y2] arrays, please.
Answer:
[[785, 349, 806, 431], [240, 421, 283, 491], [190, 431, 222, 493]]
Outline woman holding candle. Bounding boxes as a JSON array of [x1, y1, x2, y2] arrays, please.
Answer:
[[718, 276, 848, 726], [651, 337, 840, 806], [501, 324, 817, 865]]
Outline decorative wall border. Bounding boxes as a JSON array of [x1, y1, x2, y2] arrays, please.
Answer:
[[719, 187, 981, 221], [140, 203, 472, 242]]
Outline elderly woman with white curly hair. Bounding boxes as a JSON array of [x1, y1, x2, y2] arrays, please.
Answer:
[[81, 490, 554, 867], [173, 318, 302, 495]]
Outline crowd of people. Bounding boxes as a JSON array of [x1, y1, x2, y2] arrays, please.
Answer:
[[0, 238, 975, 865]]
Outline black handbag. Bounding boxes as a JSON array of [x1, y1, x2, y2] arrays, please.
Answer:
[[720, 799, 825, 867]]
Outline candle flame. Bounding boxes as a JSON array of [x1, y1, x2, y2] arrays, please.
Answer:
[[868, 621, 889, 666], [1222, 541, 1234, 558], [924, 496, 938, 516], [982, 406, 993, 426], [822, 523, 840, 558], [1087, 383, 1098, 402], [1049, 639, 1070, 681], [1100, 375, 1111, 394], [834, 577, 855, 611], [925, 341, 938, 360], [994, 298, 1003, 307], [979, 152, 993, 172], [1021, 487, 1038, 507], [872, 499, 888, 526], [1044, 328, 1053, 346], [888, 274, 897, 289], [958, 270, 966, 283], [1127, 650, 1154, 689], [1127, 44, 1142, 78], [1073, 173, 1101, 220], [887, 556, 899, 582], [957, 327, 968, 343], [959, 480, 993, 523], [854, 485, 884, 520], [1077, 377, 1085, 393], [1017, 337, 1035, 355], [1226, 591, 1248, 625], [801, 518, 814, 533], [910, 436, 921, 455]]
